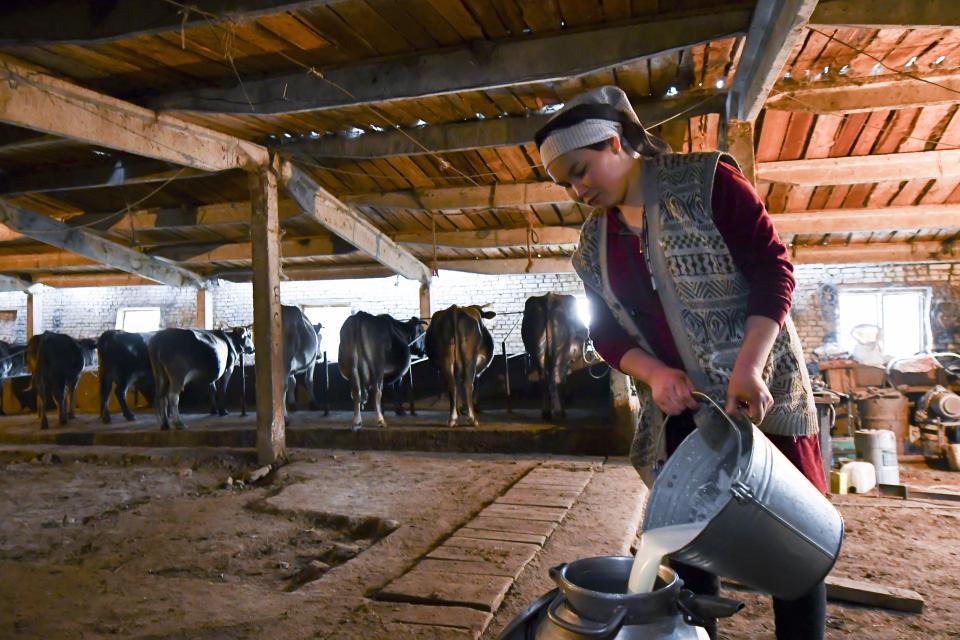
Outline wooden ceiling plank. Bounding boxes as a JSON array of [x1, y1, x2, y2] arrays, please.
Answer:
[[0, 1, 344, 45], [810, 0, 960, 28], [755, 110, 792, 162], [828, 112, 870, 157], [848, 110, 889, 156], [146, 9, 750, 114], [898, 104, 955, 152], [0, 158, 213, 196]]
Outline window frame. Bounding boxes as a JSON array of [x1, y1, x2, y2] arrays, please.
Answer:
[[836, 286, 931, 358]]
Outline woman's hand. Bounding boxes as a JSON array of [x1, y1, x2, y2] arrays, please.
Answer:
[[648, 365, 699, 416], [725, 364, 773, 424]]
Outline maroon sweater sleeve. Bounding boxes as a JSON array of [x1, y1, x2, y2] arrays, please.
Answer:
[[585, 284, 638, 372], [711, 161, 795, 326]]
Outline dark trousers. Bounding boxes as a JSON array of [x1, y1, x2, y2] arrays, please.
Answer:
[[670, 560, 826, 640]]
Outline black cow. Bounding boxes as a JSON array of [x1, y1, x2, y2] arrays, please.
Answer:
[[148, 327, 253, 430], [425, 305, 496, 427], [282, 305, 321, 418], [522, 293, 589, 420], [26, 331, 97, 429], [338, 312, 426, 429], [97, 330, 154, 424], [0, 340, 27, 415]]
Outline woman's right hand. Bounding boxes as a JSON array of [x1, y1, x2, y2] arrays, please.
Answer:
[[648, 365, 699, 416]]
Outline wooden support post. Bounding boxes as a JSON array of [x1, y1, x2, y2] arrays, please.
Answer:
[[419, 282, 431, 319], [250, 157, 285, 465], [26, 288, 42, 338], [196, 288, 213, 329], [723, 119, 757, 186]]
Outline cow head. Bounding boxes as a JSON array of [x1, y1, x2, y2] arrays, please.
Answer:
[[227, 326, 255, 356], [402, 317, 429, 357]]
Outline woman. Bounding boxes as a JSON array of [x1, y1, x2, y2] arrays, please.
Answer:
[[535, 85, 827, 640]]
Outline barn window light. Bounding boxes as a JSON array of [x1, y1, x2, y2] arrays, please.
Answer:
[[783, 72, 792, 79], [92, 149, 110, 157], [116, 307, 161, 333], [839, 65, 849, 75], [665, 86, 679, 97], [344, 127, 366, 138], [539, 103, 565, 114], [282, 132, 293, 139], [715, 79, 725, 89], [823, 66, 830, 75], [934, 55, 946, 65], [413, 119, 428, 128], [905, 56, 918, 68], [369, 124, 385, 132], [871, 62, 883, 75], [474, 112, 485, 120], [308, 131, 321, 139]]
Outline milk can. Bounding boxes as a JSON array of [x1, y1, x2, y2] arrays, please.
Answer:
[[497, 556, 743, 639]]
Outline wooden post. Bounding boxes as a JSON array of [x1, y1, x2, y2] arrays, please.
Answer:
[[723, 119, 757, 186], [419, 281, 431, 319], [250, 156, 285, 465], [196, 287, 213, 329], [26, 288, 42, 338]]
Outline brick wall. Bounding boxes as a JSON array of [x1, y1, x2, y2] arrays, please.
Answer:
[[1, 262, 957, 360]]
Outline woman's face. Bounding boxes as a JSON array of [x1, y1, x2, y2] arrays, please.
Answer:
[[546, 137, 631, 208]]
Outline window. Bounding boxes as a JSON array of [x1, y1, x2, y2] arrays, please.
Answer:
[[837, 289, 929, 359], [116, 307, 161, 332], [302, 305, 352, 362]]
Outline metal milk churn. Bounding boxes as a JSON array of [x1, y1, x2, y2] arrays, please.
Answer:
[[497, 557, 743, 639]]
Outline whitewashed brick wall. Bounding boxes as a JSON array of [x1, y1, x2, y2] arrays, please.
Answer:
[[0, 262, 956, 358]]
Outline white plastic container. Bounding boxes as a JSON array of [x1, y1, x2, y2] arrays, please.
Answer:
[[840, 461, 877, 494], [854, 429, 900, 485]]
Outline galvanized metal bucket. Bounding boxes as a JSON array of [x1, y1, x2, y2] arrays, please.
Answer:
[[643, 393, 844, 601]]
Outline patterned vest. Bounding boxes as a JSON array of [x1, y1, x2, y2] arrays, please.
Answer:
[[572, 152, 817, 470]]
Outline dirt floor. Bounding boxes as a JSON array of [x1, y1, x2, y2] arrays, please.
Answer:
[[0, 445, 957, 639]]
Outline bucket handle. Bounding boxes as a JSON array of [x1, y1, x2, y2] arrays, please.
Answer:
[[691, 391, 747, 465], [677, 590, 745, 627], [545, 593, 626, 639]]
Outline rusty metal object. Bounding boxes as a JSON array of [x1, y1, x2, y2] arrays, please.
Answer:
[[854, 388, 910, 452]]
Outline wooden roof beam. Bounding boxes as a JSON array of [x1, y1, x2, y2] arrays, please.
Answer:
[[809, 0, 960, 27], [0, 1, 340, 45], [0, 54, 267, 171], [758, 149, 960, 185], [767, 71, 960, 113], [147, 10, 750, 114], [0, 200, 205, 287], [729, 0, 819, 122], [283, 92, 726, 160], [772, 205, 960, 235], [281, 163, 432, 283], [0, 157, 215, 196]]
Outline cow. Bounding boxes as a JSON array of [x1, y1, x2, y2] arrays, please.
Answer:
[[148, 327, 253, 430], [0, 340, 27, 415], [25, 331, 97, 429], [521, 293, 589, 420], [338, 312, 426, 429], [97, 330, 154, 423], [425, 305, 496, 427], [282, 305, 322, 418]]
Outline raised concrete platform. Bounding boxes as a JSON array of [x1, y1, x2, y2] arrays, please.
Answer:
[[0, 408, 622, 456]]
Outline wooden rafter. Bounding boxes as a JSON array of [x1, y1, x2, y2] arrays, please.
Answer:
[[0, 157, 214, 196], [281, 163, 432, 283], [809, 0, 960, 27], [0, 200, 205, 288], [282, 93, 726, 159], [766, 71, 960, 114], [758, 150, 960, 185], [0, 54, 267, 171], [147, 10, 750, 114], [0, 1, 339, 44], [729, 0, 819, 122]]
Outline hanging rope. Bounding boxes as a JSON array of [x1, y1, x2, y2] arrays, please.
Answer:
[[525, 208, 535, 273], [430, 212, 439, 277]]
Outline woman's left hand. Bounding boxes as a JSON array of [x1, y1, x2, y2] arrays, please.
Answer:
[[725, 365, 773, 424]]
